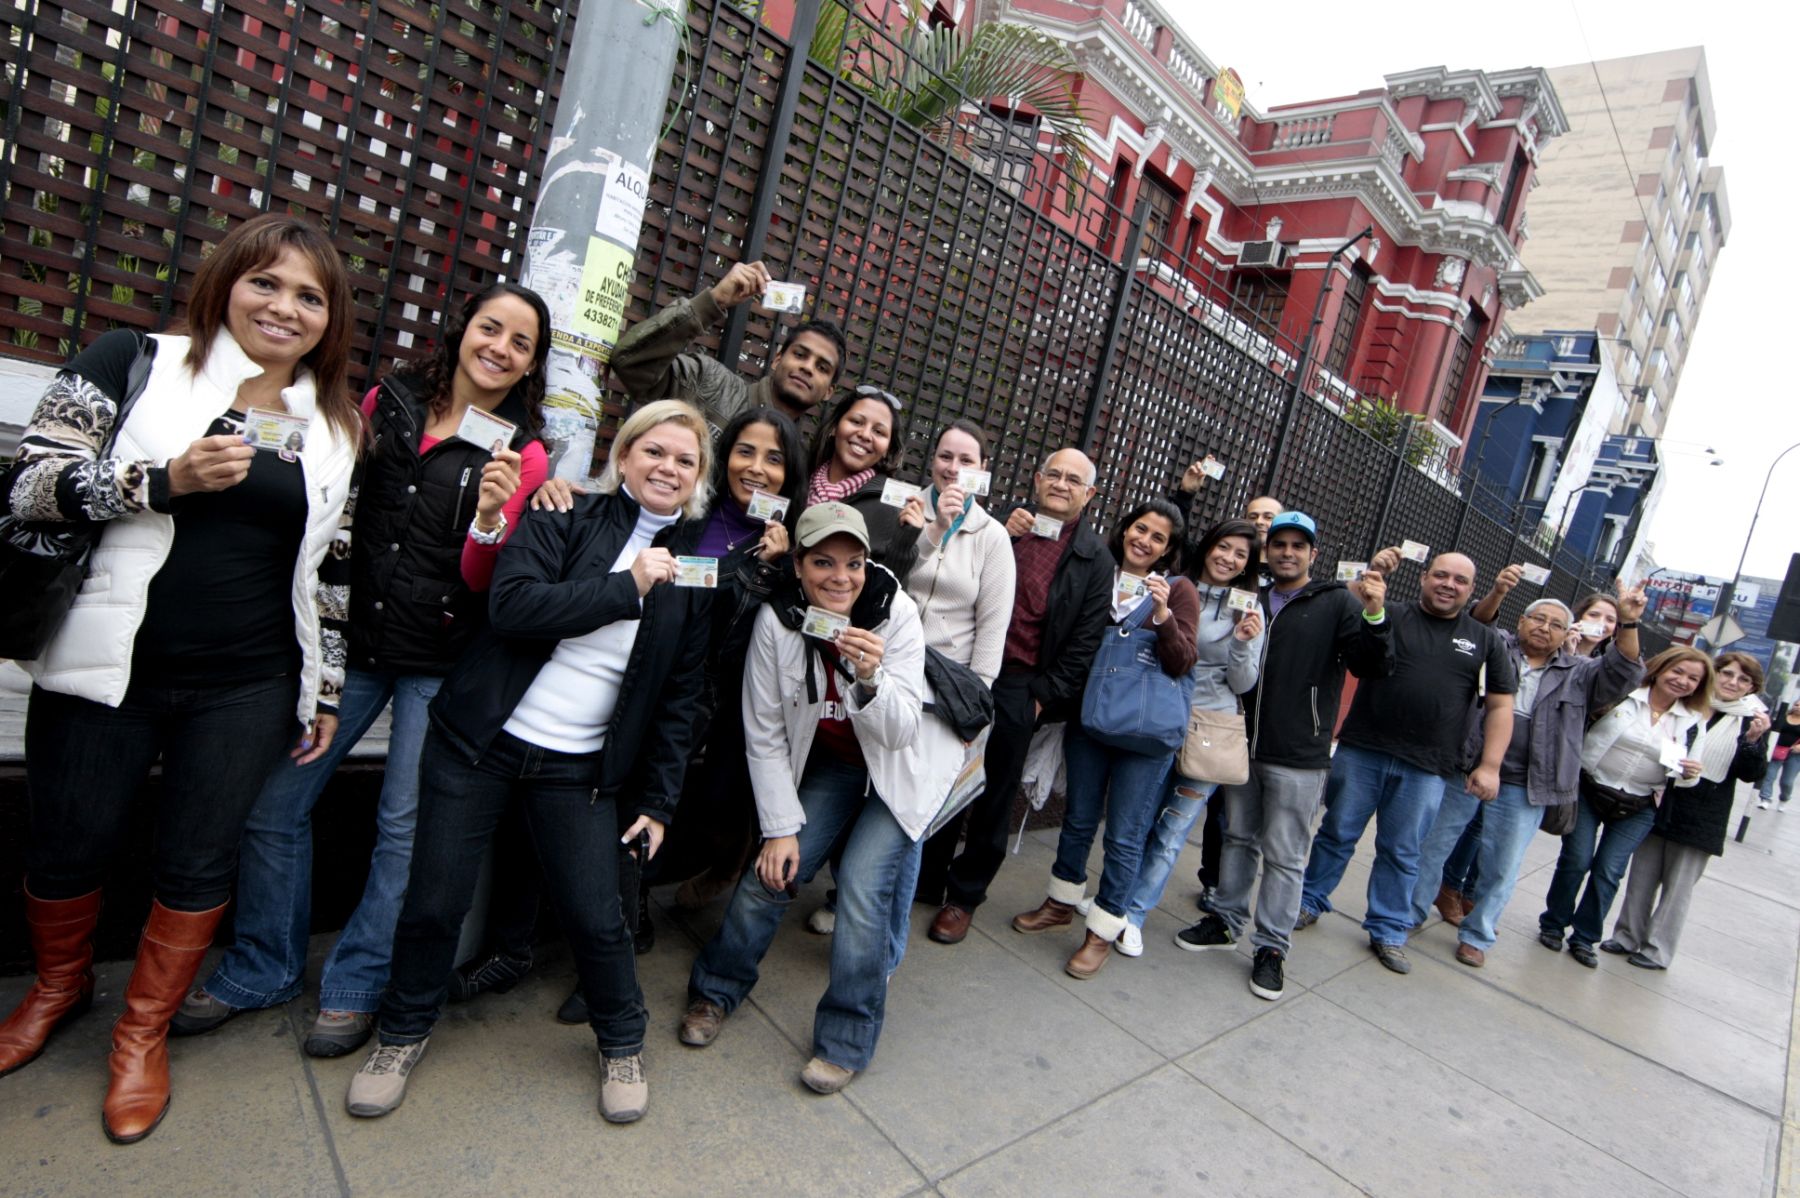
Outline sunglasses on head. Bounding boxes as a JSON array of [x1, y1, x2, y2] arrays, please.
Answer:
[[853, 384, 904, 413]]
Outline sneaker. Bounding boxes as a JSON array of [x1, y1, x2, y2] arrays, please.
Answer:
[[346, 1040, 428, 1118], [1568, 942, 1598, 969], [304, 1010, 374, 1058], [1293, 907, 1319, 932], [599, 1052, 648, 1123], [1537, 928, 1564, 952], [1116, 924, 1144, 958], [1758, 799, 1774, 810], [1174, 914, 1235, 952], [800, 1056, 856, 1094], [1598, 939, 1630, 956], [447, 951, 532, 1003], [1249, 947, 1285, 1000], [806, 905, 836, 935], [170, 987, 240, 1037], [1370, 942, 1411, 974]]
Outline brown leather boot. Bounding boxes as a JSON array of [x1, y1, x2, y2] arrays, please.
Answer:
[[1010, 898, 1077, 935], [0, 888, 102, 1077], [1433, 884, 1467, 928], [103, 900, 226, 1144], [1064, 931, 1112, 979]]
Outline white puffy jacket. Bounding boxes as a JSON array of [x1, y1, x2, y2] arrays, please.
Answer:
[[25, 332, 355, 726]]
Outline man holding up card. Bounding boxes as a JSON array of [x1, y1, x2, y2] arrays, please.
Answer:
[[923, 448, 1115, 945], [610, 260, 848, 426], [1294, 553, 1517, 976]]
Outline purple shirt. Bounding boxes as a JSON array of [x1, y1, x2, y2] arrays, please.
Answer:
[[695, 498, 763, 560]]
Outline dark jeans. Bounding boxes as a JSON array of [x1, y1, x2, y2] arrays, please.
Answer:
[[1539, 796, 1656, 950], [931, 672, 1038, 911], [25, 677, 297, 910], [1196, 800, 1225, 890], [379, 729, 645, 1056], [1441, 802, 1485, 894], [1054, 726, 1172, 919]]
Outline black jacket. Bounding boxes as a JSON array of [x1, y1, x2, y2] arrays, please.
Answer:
[[1000, 504, 1115, 721], [1246, 580, 1394, 770], [833, 473, 918, 586], [426, 490, 712, 826], [349, 375, 535, 674], [1656, 717, 1768, 856]]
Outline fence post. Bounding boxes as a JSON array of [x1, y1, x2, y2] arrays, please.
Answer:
[[716, 0, 824, 373], [1079, 196, 1150, 458], [1450, 478, 1475, 550], [1367, 419, 1413, 560]]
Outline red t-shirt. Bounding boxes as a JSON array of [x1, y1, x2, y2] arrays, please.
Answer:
[[814, 647, 866, 767]]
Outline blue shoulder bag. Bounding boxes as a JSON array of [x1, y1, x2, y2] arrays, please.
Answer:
[[1078, 599, 1195, 756]]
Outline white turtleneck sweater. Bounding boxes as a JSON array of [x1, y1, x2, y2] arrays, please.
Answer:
[[502, 500, 678, 753]]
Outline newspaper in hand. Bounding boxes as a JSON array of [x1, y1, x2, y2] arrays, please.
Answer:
[[1336, 561, 1368, 582], [746, 490, 789, 523], [1228, 588, 1259, 613], [242, 408, 311, 454], [1399, 540, 1430, 564], [956, 467, 991, 496], [880, 479, 923, 508], [674, 556, 719, 588], [802, 605, 850, 641], [454, 406, 517, 456], [762, 281, 807, 313]]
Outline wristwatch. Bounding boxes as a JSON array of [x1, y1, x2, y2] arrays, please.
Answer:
[[468, 512, 507, 544], [1617, 620, 1639, 630], [855, 665, 885, 696]]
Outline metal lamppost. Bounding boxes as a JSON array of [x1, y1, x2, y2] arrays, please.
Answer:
[[1712, 440, 1800, 648]]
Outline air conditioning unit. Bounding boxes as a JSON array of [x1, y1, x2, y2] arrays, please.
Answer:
[[1238, 239, 1287, 269]]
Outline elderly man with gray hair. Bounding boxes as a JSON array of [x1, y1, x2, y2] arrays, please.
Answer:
[[1407, 573, 1648, 966]]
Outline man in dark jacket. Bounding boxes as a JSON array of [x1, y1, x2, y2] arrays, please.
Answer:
[[924, 447, 1115, 945], [1174, 511, 1392, 1001], [609, 259, 847, 427], [1407, 577, 1646, 967]]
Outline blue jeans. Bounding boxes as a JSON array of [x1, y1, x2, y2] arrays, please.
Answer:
[[888, 837, 924, 973], [1300, 744, 1448, 946], [1053, 726, 1174, 920], [205, 669, 441, 1013], [1760, 754, 1800, 803], [1123, 777, 1219, 927], [1539, 796, 1656, 950], [380, 729, 643, 1054], [1409, 784, 1543, 951], [690, 754, 911, 1072]]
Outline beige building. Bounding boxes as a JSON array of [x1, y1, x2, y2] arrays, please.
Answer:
[[1521, 47, 1729, 437]]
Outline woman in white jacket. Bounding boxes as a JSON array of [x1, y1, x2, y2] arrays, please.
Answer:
[[681, 502, 946, 1095], [0, 213, 358, 1144]]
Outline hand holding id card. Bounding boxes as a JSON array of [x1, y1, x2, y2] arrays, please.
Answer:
[[802, 605, 850, 641], [956, 468, 991, 497], [674, 556, 718, 588], [1519, 563, 1551, 586], [1336, 561, 1368, 582], [1032, 514, 1064, 539], [1199, 454, 1225, 480], [455, 407, 517, 456], [880, 479, 922, 508], [242, 408, 310, 455], [762, 281, 807, 313], [746, 490, 789, 522], [1399, 540, 1429, 564], [1227, 588, 1259, 613]]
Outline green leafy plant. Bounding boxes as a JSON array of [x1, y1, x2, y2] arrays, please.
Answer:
[[807, 0, 1092, 211], [1343, 396, 1432, 470]]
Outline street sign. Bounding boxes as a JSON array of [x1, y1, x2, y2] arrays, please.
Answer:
[[1698, 611, 1746, 648]]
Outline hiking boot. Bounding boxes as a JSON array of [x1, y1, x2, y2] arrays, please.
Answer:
[[447, 952, 531, 1003], [170, 987, 239, 1038], [678, 999, 725, 1047], [304, 1010, 374, 1058], [599, 1052, 647, 1123], [346, 1040, 428, 1118], [1293, 907, 1320, 931], [1249, 948, 1285, 1001]]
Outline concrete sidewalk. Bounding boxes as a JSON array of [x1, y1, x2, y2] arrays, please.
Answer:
[[5, 790, 1797, 1197]]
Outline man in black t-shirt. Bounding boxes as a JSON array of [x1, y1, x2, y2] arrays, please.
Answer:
[[1296, 553, 1516, 975]]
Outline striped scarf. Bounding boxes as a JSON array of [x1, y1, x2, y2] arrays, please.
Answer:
[[807, 463, 874, 506]]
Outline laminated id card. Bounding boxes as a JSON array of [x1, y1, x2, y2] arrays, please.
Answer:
[[454, 406, 517, 455], [762, 281, 807, 313], [1519, 563, 1551, 586], [1228, 588, 1259, 613], [1399, 540, 1429, 564], [802, 605, 850, 641], [880, 479, 923, 508], [956, 468, 991, 496], [1199, 454, 1225, 480], [1032, 514, 1064, 539], [674, 556, 718, 588], [242, 408, 310, 454], [746, 490, 789, 523], [1336, 561, 1367, 582]]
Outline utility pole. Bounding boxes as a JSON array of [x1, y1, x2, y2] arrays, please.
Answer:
[[518, 1, 685, 480]]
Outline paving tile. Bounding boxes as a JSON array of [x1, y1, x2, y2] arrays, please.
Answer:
[[1179, 993, 1686, 1197], [1318, 952, 1779, 1198], [938, 1063, 1363, 1198], [0, 960, 340, 1198]]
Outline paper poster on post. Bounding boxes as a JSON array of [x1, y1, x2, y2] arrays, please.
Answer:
[[596, 155, 650, 247], [569, 236, 634, 361]]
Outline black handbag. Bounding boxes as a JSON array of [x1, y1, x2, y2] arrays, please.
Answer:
[[0, 335, 156, 659], [923, 645, 995, 741], [1578, 770, 1656, 824]]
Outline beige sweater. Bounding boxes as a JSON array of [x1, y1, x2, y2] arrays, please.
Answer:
[[904, 500, 1017, 686]]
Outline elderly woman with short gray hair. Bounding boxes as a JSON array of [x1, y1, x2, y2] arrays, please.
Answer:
[[1407, 579, 1647, 967]]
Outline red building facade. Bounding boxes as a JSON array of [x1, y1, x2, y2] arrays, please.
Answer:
[[767, 0, 1567, 459]]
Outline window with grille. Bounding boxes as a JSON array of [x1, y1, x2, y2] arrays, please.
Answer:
[[1141, 172, 1180, 251], [1324, 266, 1370, 377], [1441, 312, 1483, 428], [1232, 272, 1288, 338]]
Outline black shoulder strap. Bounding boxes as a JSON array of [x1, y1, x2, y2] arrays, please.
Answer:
[[99, 333, 157, 457]]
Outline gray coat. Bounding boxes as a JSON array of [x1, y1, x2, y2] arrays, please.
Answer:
[[1458, 631, 1642, 807]]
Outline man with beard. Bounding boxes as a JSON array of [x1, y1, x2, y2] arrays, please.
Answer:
[[610, 260, 846, 427]]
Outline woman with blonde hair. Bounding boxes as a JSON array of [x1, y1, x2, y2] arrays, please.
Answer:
[[346, 401, 715, 1125], [1539, 646, 1712, 969], [0, 212, 358, 1142]]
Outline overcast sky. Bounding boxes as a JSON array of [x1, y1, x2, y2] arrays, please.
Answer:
[[1161, 0, 1785, 582]]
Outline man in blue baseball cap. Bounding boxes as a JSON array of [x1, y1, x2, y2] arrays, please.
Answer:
[[1172, 509, 1393, 1001]]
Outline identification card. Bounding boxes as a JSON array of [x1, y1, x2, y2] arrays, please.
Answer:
[[762, 281, 807, 313], [1228, 588, 1259, 613], [674, 556, 718, 588], [1115, 573, 1148, 606], [1399, 540, 1430, 564], [1335, 561, 1367, 582], [1032, 514, 1064, 539], [242, 408, 311, 454], [1519, 563, 1552, 586], [1200, 454, 1225, 480], [1658, 738, 1687, 775], [1578, 620, 1606, 639], [454, 407, 517, 455], [746, 490, 789, 523], [802, 605, 850, 641], [880, 479, 922, 508], [957, 468, 991, 496]]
